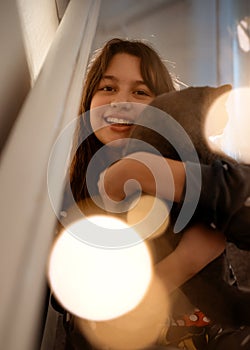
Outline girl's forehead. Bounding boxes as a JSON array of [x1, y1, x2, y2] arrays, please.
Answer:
[[103, 53, 144, 80], [106, 53, 141, 69]]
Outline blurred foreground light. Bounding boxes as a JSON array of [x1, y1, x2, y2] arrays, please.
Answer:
[[126, 194, 170, 240], [48, 215, 153, 321], [207, 87, 250, 163], [237, 17, 250, 53], [75, 274, 169, 350]]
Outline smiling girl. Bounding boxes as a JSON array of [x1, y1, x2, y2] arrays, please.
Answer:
[[64, 38, 250, 349]]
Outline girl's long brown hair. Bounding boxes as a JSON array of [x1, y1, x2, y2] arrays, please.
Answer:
[[69, 38, 176, 203]]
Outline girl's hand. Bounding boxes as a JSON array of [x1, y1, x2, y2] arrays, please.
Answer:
[[97, 157, 147, 212]]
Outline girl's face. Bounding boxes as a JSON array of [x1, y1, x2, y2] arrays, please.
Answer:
[[90, 53, 155, 148]]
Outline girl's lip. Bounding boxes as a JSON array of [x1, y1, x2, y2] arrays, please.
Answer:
[[109, 123, 134, 132]]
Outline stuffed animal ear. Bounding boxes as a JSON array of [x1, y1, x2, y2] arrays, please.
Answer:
[[201, 84, 232, 100], [204, 84, 232, 139], [216, 84, 232, 96], [209, 84, 232, 106], [219, 83, 232, 92]]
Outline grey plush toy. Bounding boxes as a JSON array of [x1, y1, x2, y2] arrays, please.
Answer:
[[125, 84, 250, 327]]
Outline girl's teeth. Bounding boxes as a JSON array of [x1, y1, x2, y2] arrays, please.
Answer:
[[106, 117, 132, 125]]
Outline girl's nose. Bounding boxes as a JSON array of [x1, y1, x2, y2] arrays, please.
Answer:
[[110, 89, 133, 109], [110, 101, 132, 111]]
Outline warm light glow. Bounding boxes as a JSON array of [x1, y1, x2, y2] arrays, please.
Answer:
[[204, 88, 231, 150], [75, 275, 169, 350], [126, 194, 170, 240], [207, 87, 250, 163], [48, 215, 152, 321], [237, 18, 250, 53]]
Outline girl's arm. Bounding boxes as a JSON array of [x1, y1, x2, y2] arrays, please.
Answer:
[[98, 152, 185, 203], [98, 153, 227, 292], [98, 152, 250, 250], [154, 223, 226, 293]]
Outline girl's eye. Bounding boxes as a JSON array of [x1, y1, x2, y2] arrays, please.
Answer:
[[99, 86, 115, 92], [134, 90, 150, 96]]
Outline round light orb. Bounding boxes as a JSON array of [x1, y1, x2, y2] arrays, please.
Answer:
[[126, 194, 170, 240], [48, 215, 152, 321], [76, 274, 169, 350]]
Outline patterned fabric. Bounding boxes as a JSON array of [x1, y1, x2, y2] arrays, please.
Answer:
[[157, 309, 210, 349]]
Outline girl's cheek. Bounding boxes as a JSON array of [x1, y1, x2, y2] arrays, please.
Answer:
[[90, 95, 109, 110]]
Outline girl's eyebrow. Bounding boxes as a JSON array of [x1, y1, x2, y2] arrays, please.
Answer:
[[102, 75, 146, 86], [102, 75, 117, 81]]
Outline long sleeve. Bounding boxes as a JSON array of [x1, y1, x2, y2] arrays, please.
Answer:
[[184, 160, 250, 250]]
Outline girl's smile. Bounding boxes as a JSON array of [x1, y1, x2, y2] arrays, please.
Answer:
[[103, 112, 134, 132]]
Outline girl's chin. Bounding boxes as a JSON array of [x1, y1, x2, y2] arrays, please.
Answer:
[[106, 138, 129, 149]]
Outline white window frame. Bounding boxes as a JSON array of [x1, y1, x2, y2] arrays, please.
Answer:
[[0, 1, 100, 349]]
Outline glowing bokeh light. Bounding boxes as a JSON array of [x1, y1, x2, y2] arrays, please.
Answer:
[[48, 215, 153, 321], [126, 194, 170, 240], [237, 18, 250, 52], [207, 87, 250, 163], [75, 274, 169, 350]]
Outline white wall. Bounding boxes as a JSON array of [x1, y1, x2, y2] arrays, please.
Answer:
[[0, 0, 61, 153], [93, 0, 219, 87], [93, 0, 250, 88], [17, 0, 59, 82], [0, 0, 31, 153]]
